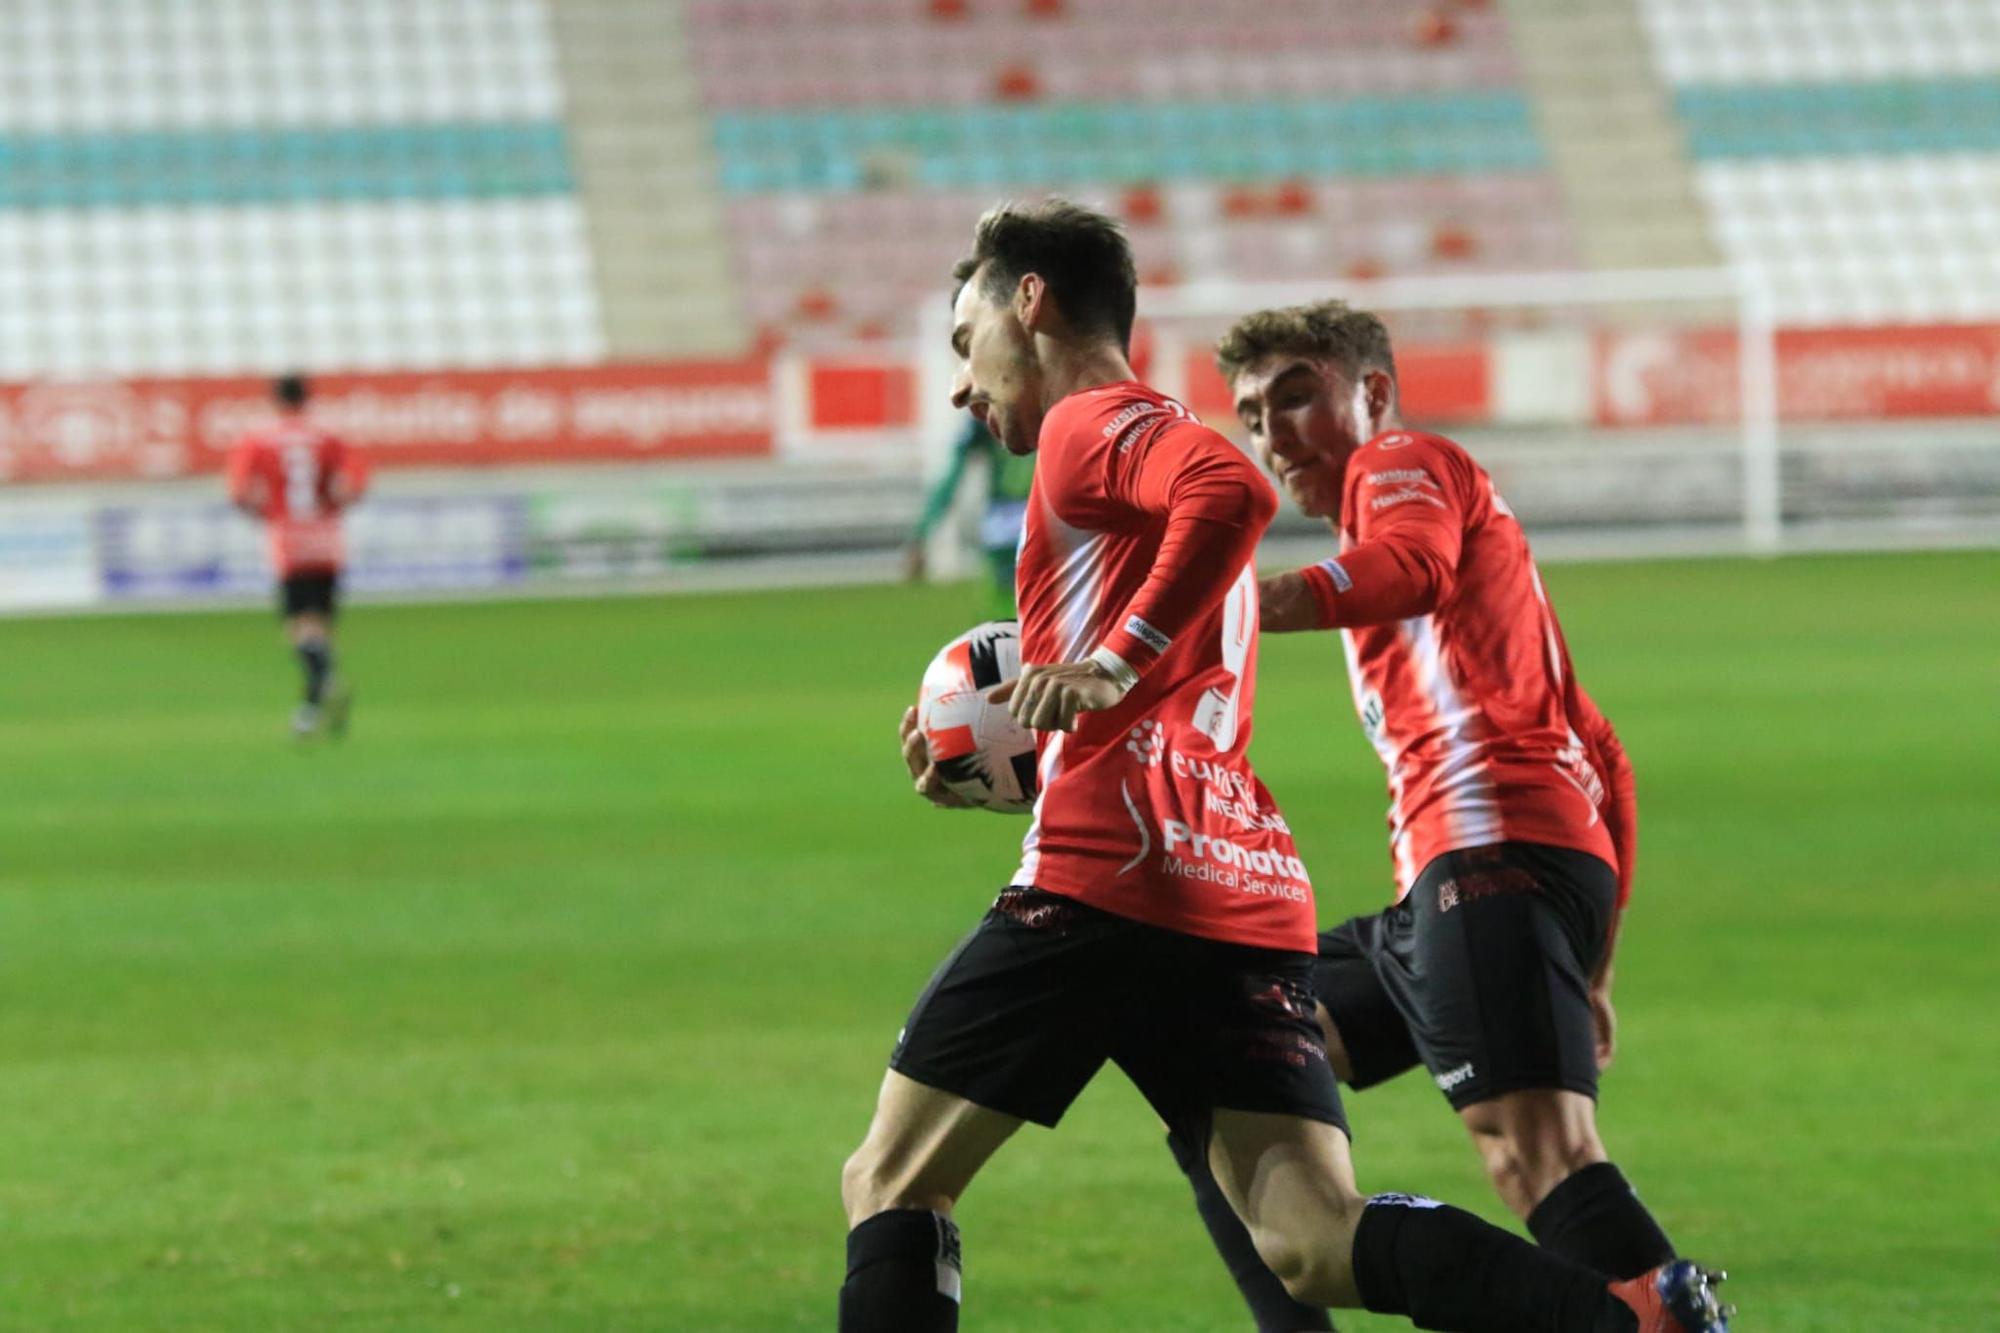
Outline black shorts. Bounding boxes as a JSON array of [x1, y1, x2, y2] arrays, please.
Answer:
[[279, 571, 339, 618], [891, 887, 1346, 1142], [1313, 841, 1616, 1110]]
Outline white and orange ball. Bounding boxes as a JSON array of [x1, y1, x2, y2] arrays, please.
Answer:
[[916, 621, 1039, 814]]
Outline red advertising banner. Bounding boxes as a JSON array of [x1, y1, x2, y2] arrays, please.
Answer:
[[1595, 323, 2000, 426], [0, 360, 775, 483], [1181, 341, 1492, 430], [808, 361, 916, 431]]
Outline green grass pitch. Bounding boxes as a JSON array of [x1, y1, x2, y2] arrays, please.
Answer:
[[2, 550, 1996, 1331]]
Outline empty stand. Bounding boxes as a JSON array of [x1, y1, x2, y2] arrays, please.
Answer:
[[0, 0, 601, 377], [689, 0, 1573, 342], [1639, 0, 2000, 325]]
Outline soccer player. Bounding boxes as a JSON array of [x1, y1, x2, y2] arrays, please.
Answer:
[[227, 373, 368, 740], [849, 200, 1726, 1333], [904, 414, 1034, 617], [1162, 298, 1725, 1331]]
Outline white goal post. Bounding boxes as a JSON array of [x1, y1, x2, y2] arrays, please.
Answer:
[[918, 266, 1784, 573]]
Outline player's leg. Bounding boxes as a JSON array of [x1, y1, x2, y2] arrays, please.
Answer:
[[980, 544, 1016, 619], [1461, 1088, 1674, 1280], [1162, 918, 1418, 1332], [840, 887, 1116, 1331], [285, 573, 349, 737], [840, 1071, 1020, 1331], [1424, 844, 1676, 1278], [1140, 931, 1686, 1332], [1207, 1108, 1674, 1331]]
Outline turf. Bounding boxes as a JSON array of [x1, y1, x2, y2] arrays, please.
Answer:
[[1, 549, 1995, 1331]]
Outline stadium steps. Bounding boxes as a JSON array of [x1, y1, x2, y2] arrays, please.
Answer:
[[1499, 0, 1720, 272], [547, 0, 747, 357]]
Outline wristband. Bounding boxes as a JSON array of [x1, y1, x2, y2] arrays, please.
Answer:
[[1086, 646, 1139, 692]]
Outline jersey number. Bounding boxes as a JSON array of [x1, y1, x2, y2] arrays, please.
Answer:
[[1191, 565, 1254, 750], [282, 444, 321, 517]]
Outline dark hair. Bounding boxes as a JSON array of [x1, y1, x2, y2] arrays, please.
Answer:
[[951, 199, 1137, 351], [274, 374, 310, 408], [1215, 300, 1396, 385]]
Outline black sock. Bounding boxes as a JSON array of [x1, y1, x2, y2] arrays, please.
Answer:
[[839, 1209, 961, 1333], [1528, 1162, 1676, 1280], [296, 641, 333, 706], [1166, 1130, 1334, 1332], [1350, 1193, 1637, 1332]]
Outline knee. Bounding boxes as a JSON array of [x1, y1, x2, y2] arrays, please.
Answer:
[[1244, 1194, 1363, 1308], [1258, 1234, 1352, 1308], [840, 1143, 951, 1228], [1465, 1105, 1605, 1215], [841, 1145, 888, 1225]]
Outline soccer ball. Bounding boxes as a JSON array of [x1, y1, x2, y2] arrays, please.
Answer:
[[916, 621, 1039, 814]]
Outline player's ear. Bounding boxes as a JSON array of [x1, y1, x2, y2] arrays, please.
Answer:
[[1015, 272, 1048, 332], [1363, 369, 1396, 423]]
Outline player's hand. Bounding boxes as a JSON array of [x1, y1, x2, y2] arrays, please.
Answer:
[[994, 661, 1130, 733], [1589, 982, 1617, 1072], [899, 705, 972, 809]]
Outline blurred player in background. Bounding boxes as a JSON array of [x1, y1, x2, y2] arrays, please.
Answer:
[[227, 373, 369, 741], [852, 201, 1727, 1333], [904, 414, 1034, 617], [1167, 299, 1722, 1332]]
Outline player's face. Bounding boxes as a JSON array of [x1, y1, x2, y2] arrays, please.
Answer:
[[949, 269, 1043, 456], [1233, 357, 1365, 520]]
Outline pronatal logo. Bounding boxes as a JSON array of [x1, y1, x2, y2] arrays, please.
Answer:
[[1162, 819, 1309, 883]]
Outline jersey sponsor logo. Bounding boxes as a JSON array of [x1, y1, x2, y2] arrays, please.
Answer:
[[1369, 487, 1448, 512], [1358, 689, 1386, 746], [1364, 468, 1436, 488], [1100, 402, 1169, 452], [1170, 750, 1254, 800], [1117, 780, 1152, 875], [1124, 719, 1165, 766], [1124, 614, 1172, 654], [1161, 818, 1310, 891], [1433, 1061, 1476, 1093], [1167, 751, 1289, 835]]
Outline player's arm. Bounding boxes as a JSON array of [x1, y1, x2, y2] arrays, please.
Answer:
[[1571, 680, 1637, 1069], [1268, 444, 1468, 631], [1256, 567, 1325, 632], [225, 441, 267, 518], [327, 440, 370, 509], [1005, 416, 1275, 731]]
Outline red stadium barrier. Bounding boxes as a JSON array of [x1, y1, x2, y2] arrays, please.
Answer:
[[1595, 323, 2000, 426], [0, 360, 776, 482]]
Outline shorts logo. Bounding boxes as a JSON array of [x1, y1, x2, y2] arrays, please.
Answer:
[[1368, 1192, 1445, 1210], [1433, 1061, 1476, 1093], [1125, 719, 1165, 766]]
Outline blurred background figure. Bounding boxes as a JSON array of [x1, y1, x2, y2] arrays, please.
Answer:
[[904, 414, 1034, 617], [227, 374, 369, 740]]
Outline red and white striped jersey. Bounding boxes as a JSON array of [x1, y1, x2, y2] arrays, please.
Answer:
[[1297, 430, 1633, 904], [1012, 381, 1316, 952], [226, 417, 367, 577]]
